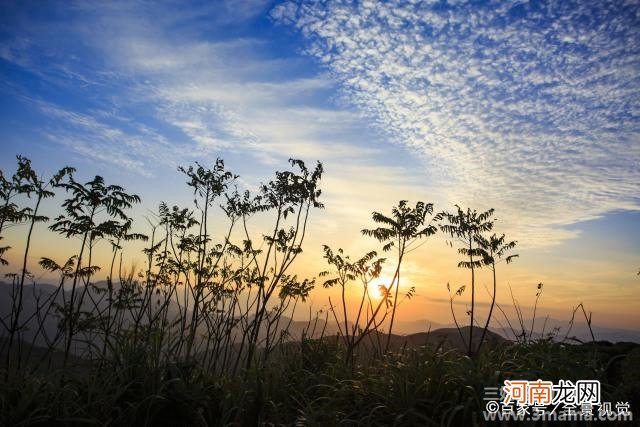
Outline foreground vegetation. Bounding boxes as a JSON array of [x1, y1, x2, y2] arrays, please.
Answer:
[[2, 338, 638, 425], [0, 155, 638, 425]]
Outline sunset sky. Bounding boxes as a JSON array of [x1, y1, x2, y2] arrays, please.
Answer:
[[1, 0, 639, 330]]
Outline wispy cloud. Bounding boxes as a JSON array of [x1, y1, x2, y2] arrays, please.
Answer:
[[34, 100, 184, 176], [1, 1, 383, 176], [273, 0, 640, 246]]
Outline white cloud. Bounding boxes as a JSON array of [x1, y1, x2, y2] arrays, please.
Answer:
[[69, 3, 379, 169], [273, 0, 640, 246], [2, 1, 384, 178], [34, 100, 186, 175]]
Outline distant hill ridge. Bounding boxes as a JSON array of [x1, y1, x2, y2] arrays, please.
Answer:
[[2, 281, 639, 346]]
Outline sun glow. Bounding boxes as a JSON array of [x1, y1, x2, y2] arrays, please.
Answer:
[[369, 275, 394, 300]]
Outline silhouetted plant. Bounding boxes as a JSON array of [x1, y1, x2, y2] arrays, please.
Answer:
[[474, 233, 518, 354], [446, 282, 468, 349], [0, 156, 42, 265], [34, 255, 97, 367], [491, 282, 547, 344], [1, 156, 73, 373], [242, 159, 323, 370], [320, 245, 386, 363], [362, 200, 437, 352], [564, 302, 596, 343], [177, 159, 235, 360], [529, 282, 544, 342], [436, 205, 494, 356], [49, 174, 144, 365]]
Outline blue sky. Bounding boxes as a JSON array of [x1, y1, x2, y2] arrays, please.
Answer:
[[1, 0, 639, 327]]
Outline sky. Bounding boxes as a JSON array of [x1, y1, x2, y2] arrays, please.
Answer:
[[1, 0, 639, 330]]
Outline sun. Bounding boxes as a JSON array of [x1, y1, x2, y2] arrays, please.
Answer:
[[369, 275, 394, 300]]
